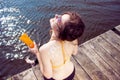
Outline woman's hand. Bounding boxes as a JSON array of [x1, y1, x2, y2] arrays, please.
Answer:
[[28, 41, 39, 55]]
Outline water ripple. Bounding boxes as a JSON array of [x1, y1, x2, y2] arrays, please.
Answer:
[[0, 6, 33, 61]]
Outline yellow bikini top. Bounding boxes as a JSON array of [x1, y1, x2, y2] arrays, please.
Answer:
[[52, 41, 70, 69]]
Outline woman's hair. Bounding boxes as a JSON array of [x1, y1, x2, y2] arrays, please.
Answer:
[[58, 11, 85, 41]]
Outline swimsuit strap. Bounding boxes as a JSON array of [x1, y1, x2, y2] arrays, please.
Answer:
[[52, 41, 70, 69], [61, 41, 69, 64]]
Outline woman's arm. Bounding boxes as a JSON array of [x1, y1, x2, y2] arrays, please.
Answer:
[[72, 45, 78, 55], [35, 50, 44, 73], [72, 39, 78, 55], [39, 46, 53, 79], [28, 42, 44, 73]]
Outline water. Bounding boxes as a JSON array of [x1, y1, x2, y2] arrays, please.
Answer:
[[0, 0, 120, 79]]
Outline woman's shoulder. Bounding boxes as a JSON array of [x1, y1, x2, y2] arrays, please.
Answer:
[[71, 39, 78, 45], [64, 39, 78, 46], [39, 40, 59, 52]]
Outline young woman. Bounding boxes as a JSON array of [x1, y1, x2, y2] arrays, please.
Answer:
[[27, 11, 85, 80]]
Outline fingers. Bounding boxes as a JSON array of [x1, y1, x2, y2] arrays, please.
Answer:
[[33, 40, 41, 47], [27, 41, 39, 54], [28, 47, 39, 54], [28, 48, 31, 52], [33, 41, 37, 45]]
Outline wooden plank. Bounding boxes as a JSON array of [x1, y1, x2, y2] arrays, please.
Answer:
[[80, 42, 120, 80], [100, 30, 120, 50], [95, 36, 120, 64], [71, 57, 92, 80], [32, 65, 43, 80], [75, 47, 109, 80], [7, 69, 37, 80], [88, 36, 120, 76], [7, 65, 43, 80], [73, 74, 79, 80], [115, 25, 120, 32]]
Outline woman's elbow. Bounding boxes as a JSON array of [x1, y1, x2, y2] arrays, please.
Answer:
[[43, 71, 52, 79], [73, 51, 78, 55], [73, 48, 78, 55], [73, 45, 78, 55]]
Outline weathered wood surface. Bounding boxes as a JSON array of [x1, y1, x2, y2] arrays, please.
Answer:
[[7, 25, 120, 80], [7, 65, 43, 80], [115, 25, 120, 32]]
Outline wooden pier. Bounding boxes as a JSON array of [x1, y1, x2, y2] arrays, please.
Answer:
[[7, 25, 120, 80]]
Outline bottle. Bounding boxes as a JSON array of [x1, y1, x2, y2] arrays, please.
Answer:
[[19, 33, 34, 48]]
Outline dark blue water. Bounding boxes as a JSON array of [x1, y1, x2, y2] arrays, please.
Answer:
[[0, 0, 120, 79]]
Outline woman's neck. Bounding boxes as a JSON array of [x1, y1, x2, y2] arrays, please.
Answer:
[[50, 30, 58, 41]]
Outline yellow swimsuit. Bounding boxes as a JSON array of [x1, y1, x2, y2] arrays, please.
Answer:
[[52, 41, 70, 69]]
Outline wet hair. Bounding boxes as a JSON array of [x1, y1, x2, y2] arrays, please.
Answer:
[[58, 11, 85, 41]]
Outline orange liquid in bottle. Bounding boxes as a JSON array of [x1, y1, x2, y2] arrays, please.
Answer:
[[19, 33, 34, 48]]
